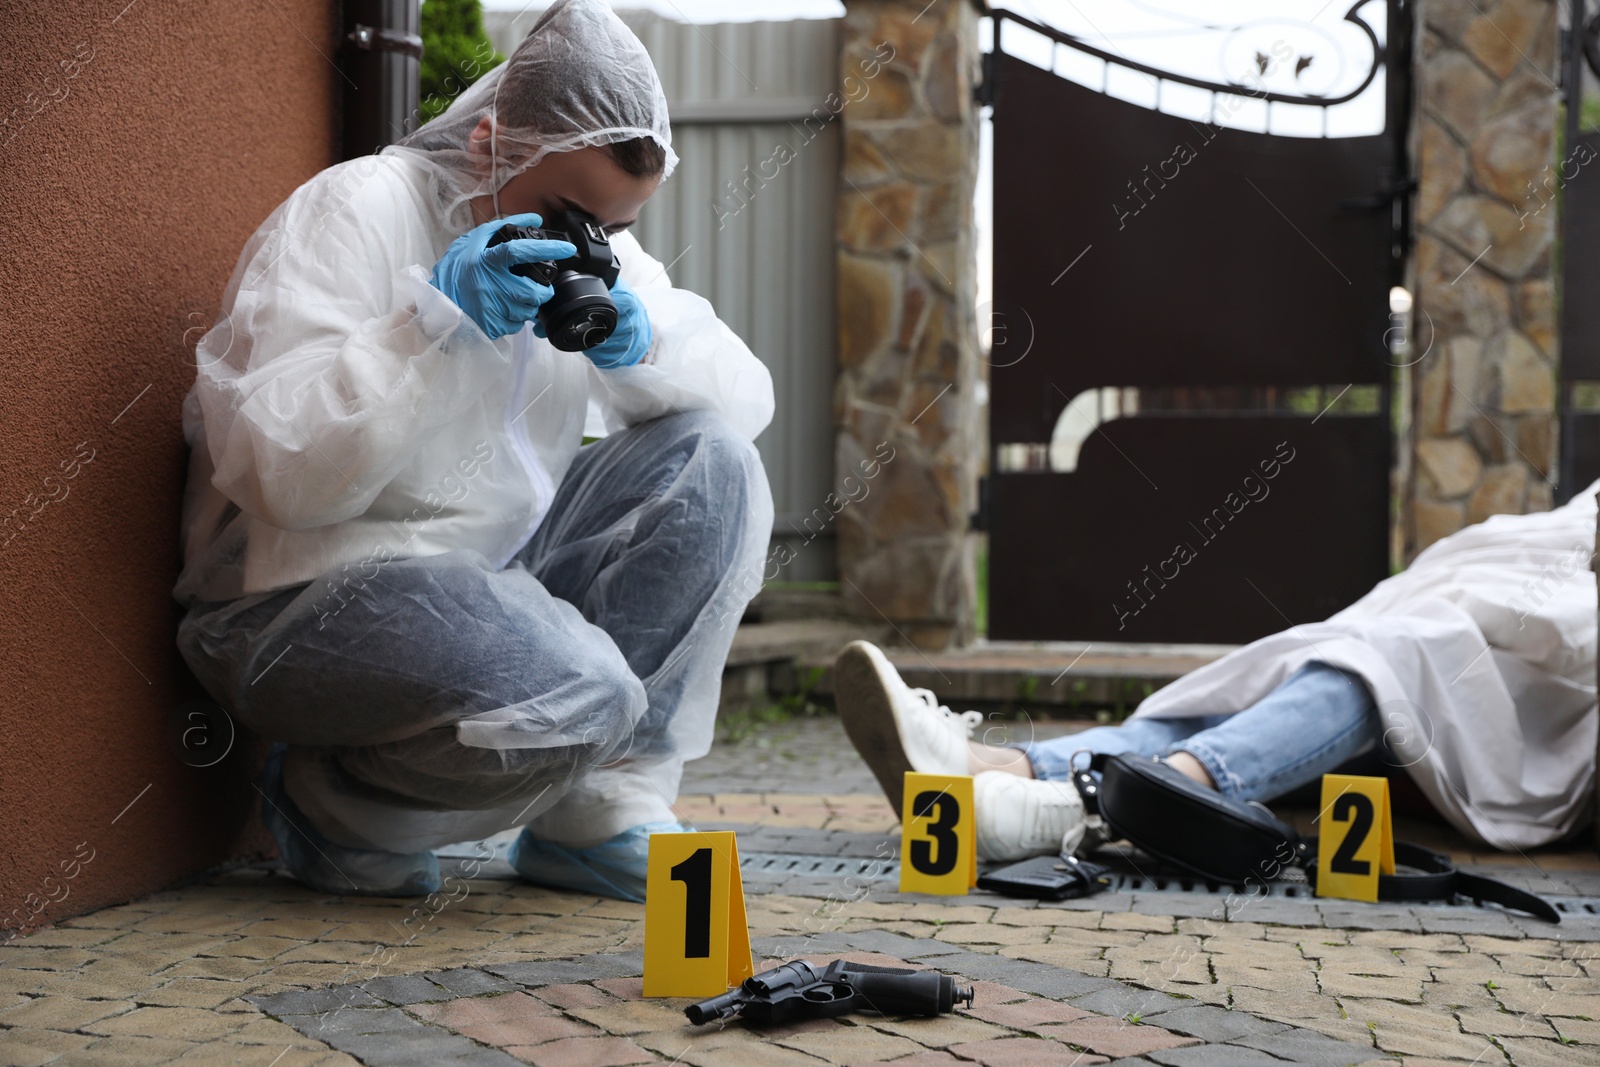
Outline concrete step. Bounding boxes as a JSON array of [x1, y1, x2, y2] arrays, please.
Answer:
[[721, 618, 890, 714], [804, 639, 1236, 713], [724, 620, 1235, 715], [726, 617, 891, 668]]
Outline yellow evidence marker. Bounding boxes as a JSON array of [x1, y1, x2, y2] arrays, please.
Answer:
[[1315, 773, 1396, 903], [899, 772, 978, 896], [643, 831, 753, 997]]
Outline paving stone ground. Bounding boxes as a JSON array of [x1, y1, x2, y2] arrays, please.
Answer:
[[4, 717, 1600, 1066]]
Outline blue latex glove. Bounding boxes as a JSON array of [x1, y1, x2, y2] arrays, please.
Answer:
[[581, 275, 651, 369], [429, 212, 576, 341]]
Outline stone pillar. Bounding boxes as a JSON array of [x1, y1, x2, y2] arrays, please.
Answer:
[[834, 0, 982, 648], [1409, 0, 1560, 555]]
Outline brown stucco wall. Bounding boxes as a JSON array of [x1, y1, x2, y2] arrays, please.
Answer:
[[0, 1, 338, 932]]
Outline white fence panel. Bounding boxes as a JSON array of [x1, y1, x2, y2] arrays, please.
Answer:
[[486, 8, 842, 581]]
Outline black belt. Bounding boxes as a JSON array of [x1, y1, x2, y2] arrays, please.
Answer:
[[1305, 841, 1561, 923]]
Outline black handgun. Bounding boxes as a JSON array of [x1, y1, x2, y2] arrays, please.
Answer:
[[685, 958, 974, 1026]]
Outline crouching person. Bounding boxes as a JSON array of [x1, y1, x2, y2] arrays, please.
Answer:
[[172, 0, 773, 901]]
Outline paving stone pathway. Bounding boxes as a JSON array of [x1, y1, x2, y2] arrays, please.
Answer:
[[250, 937, 1376, 1067], [2, 718, 1598, 1066]]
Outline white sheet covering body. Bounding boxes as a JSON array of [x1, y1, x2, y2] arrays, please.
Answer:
[[1132, 484, 1600, 850]]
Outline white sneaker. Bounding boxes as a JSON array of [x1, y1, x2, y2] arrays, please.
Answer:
[[974, 771, 1088, 862], [835, 640, 983, 818]]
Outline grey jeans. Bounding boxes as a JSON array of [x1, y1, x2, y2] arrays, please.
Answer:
[[176, 410, 772, 853]]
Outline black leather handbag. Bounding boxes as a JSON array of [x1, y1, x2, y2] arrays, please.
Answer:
[[1072, 753, 1560, 923]]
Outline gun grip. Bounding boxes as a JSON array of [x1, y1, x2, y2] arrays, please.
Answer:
[[838, 969, 967, 1016]]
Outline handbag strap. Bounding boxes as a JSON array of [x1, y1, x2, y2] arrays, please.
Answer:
[[1070, 754, 1107, 817]]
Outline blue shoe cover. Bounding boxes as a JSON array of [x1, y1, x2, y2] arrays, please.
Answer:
[[259, 744, 441, 897], [508, 822, 686, 902]]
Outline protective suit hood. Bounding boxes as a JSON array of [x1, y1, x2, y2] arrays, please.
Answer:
[[391, 0, 678, 228]]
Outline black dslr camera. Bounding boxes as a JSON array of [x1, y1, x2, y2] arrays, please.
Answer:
[[487, 208, 622, 352]]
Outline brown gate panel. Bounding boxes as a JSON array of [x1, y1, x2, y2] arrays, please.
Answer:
[[1558, 6, 1600, 500], [988, 416, 1390, 643], [985, 6, 1406, 642], [1559, 134, 1600, 379], [991, 53, 1398, 440]]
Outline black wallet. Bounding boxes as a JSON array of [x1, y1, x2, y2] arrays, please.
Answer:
[[976, 854, 1113, 901]]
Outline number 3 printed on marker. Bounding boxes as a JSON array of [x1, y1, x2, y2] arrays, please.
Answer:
[[909, 790, 960, 877]]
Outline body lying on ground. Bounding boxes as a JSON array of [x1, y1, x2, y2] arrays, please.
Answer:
[[838, 483, 1600, 860]]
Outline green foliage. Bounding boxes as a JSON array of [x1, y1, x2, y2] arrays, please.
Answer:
[[716, 702, 798, 745], [1016, 674, 1039, 703], [418, 0, 503, 124], [717, 665, 830, 744], [1094, 678, 1148, 724], [1284, 387, 1322, 414], [1583, 95, 1600, 135], [975, 540, 989, 636]]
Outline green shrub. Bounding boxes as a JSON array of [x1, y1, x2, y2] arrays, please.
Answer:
[[419, 0, 504, 124]]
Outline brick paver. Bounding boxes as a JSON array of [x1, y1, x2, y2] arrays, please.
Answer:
[[4, 718, 1600, 1065]]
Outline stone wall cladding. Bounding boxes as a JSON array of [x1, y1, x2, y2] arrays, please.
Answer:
[[1410, 0, 1560, 553], [835, 0, 983, 647]]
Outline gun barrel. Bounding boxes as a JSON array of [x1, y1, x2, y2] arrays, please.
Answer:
[[685, 959, 825, 1025], [685, 988, 747, 1025]]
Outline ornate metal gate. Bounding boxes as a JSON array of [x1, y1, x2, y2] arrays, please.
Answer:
[[1559, 0, 1600, 500], [981, 3, 1413, 643]]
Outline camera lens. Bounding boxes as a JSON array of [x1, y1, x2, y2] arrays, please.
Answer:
[[576, 311, 614, 348], [539, 274, 619, 352]]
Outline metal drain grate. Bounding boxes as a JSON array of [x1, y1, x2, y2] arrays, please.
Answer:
[[740, 851, 900, 881], [1098, 872, 1600, 914], [1100, 872, 1314, 898], [1552, 898, 1600, 916], [738, 851, 1319, 895], [738, 851, 1600, 915]]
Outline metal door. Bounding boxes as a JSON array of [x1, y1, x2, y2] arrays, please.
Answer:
[[1559, 0, 1600, 501], [982, 4, 1412, 643]]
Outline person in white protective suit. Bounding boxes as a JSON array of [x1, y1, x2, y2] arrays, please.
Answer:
[[172, 0, 774, 900], [839, 484, 1599, 862]]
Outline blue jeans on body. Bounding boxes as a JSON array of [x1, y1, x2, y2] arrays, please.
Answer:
[[1021, 663, 1381, 802]]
